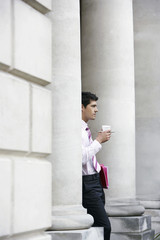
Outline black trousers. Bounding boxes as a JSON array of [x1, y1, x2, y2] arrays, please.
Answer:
[[82, 173, 111, 240]]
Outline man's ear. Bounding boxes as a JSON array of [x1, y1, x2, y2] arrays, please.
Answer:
[[82, 104, 85, 112]]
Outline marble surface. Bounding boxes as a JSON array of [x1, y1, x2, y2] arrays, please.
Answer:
[[31, 85, 52, 154], [111, 229, 155, 240], [0, 158, 12, 237], [134, 0, 160, 198], [110, 215, 151, 233], [0, 0, 11, 69], [13, 158, 52, 233], [140, 200, 160, 209], [12, 0, 52, 84], [48, 0, 93, 231], [0, 72, 30, 152], [81, 0, 136, 200], [23, 0, 52, 13], [48, 227, 103, 240], [10, 232, 51, 240], [0, 0, 52, 239], [0, 72, 52, 155], [106, 203, 145, 216], [51, 213, 93, 231], [145, 210, 160, 234], [145, 209, 160, 217]]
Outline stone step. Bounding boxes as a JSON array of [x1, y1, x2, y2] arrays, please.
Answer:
[[47, 227, 103, 240], [144, 210, 160, 234], [151, 217, 160, 234], [111, 229, 155, 240], [109, 215, 151, 233]]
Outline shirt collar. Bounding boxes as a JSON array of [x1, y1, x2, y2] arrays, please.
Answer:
[[82, 120, 88, 130]]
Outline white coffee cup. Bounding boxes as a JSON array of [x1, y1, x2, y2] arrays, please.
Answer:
[[102, 125, 111, 131]]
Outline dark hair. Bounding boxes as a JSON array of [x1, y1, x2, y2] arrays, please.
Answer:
[[82, 92, 98, 108]]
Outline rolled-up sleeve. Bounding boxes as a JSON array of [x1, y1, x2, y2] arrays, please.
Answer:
[[82, 140, 102, 165]]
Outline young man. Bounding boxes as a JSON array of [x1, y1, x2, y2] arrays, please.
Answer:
[[82, 92, 111, 240]]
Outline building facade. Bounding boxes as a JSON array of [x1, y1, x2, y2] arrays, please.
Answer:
[[0, 0, 160, 240]]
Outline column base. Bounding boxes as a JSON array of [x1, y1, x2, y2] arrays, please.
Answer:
[[109, 215, 151, 232], [111, 230, 155, 240], [110, 216, 154, 240], [106, 200, 154, 240], [49, 205, 94, 230], [5, 232, 51, 240], [139, 198, 160, 234], [140, 199, 160, 209], [145, 209, 160, 234], [106, 199, 145, 216], [47, 227, 103, 240]]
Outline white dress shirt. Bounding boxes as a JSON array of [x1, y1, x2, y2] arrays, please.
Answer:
[[82, 120, 102, 175]]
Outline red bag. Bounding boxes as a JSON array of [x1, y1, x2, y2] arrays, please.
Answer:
[[100, 164, 109, 189]]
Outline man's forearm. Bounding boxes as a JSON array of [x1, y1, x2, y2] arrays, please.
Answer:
[[82, 140, 102, 165]]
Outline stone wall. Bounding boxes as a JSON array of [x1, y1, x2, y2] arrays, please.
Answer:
[[0, 1, 52, 240]]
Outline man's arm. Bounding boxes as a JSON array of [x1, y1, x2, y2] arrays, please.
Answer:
[[82, 139, 102, 165], [82, 130, 111, 165]]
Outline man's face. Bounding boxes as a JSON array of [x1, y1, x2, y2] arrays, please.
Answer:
[[82, 100, 98, 122]]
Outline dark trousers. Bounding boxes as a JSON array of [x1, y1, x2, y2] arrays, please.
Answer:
[[82, 173, 111, 240]]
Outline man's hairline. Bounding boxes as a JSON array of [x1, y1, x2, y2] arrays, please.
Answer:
[[82, 99, 98, 108]]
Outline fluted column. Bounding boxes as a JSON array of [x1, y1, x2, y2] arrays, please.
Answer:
[[48, 0, 93, 230], [81, 0, 143, 215]]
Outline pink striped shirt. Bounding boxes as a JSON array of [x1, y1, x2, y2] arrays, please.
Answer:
[[82, 120, 102, 175]]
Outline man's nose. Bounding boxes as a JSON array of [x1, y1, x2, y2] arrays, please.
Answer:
[[95, 107, 98, 112]]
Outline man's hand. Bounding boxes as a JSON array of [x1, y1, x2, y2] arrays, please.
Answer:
[[96, 130, 111, 144]]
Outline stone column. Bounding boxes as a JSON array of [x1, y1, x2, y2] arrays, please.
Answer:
[[48, 0, 93, 231], [133, 0, 160, 233], [81, 0, 136, 203], [81, 0, 154, 238]]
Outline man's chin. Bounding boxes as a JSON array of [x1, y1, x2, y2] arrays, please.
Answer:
[[89, 116, 96, 120]]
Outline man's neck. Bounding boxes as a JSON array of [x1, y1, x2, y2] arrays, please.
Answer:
[[82, 116, 88, 123]]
